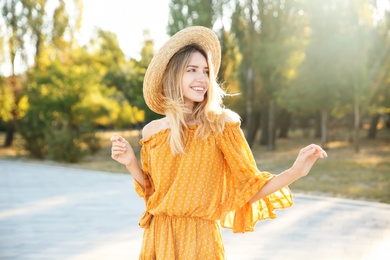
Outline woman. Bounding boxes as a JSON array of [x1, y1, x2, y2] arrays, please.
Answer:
[[110, 26, 327, 259]]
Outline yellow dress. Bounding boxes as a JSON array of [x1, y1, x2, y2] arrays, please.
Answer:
[[135, 122, 293, 259]]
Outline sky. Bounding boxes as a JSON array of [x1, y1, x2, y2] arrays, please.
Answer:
[[2, 0, 390, 75], [80, 0, 171, 59], [72, 0, 390, 58], [0, 0, 171, 75]]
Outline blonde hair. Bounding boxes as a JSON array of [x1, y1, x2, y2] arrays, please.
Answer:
[[162, 44, 238, 155]]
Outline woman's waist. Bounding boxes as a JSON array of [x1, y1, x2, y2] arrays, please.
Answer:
[[151, 214, 219, 226], [148, 207, 221, 220]]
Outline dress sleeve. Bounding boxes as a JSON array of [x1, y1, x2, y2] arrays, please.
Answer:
[[134, 140, 154, 201], [215, 122, 293, 233]]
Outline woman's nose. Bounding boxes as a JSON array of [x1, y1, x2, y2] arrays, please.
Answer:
[[197, 73, 208, 82]]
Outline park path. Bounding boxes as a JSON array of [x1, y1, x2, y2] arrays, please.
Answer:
[[1, 159, 389, 260]]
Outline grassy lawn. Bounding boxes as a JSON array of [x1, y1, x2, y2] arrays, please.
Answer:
[[250, 129, 390, 204], [1, 127, 389, 204]]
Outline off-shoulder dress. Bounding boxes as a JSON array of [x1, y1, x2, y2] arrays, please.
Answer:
[[135, 122, 293, 259]]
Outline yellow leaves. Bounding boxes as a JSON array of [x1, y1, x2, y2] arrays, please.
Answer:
[[284, 69, 296, 80], [16, 95, 29, 119], [0, 79, 28, 121], [0, 82, 14, 121], [282, 51, 305, 81], [76, 88, 145, 128], [39, 84, 50, 97], [377, 107, 390, 114], [117, 101, 145, 127], [135, 108, 145, 123]]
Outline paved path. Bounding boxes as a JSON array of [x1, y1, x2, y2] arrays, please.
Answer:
[[1, 159, 389, 260]]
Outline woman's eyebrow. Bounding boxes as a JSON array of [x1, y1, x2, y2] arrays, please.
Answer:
[[187, 64, 209, 69]]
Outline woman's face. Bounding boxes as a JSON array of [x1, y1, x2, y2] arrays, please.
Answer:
[[181, 51, 210, 110]]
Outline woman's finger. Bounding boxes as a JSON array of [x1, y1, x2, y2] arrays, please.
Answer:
[[112, 147, 126, 153], [112, 141, 126, 147], [300, 144, 327, 159], [110, 135, 125, 143], [112, 149, 125, 155], [112, 143, 126, 151]]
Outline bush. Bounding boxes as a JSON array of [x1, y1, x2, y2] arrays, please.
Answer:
[[18, 60, 107, 162], [18, 109, 48, 159]]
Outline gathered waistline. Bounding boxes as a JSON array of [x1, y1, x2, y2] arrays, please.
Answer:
[[139, 211, 218, 229]]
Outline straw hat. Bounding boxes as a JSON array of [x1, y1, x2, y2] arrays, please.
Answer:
[[143, 26, 221, 115]]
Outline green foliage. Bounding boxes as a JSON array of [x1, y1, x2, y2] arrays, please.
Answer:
[[278, 0, 385, 118], [51, 0, 69, 50], [0, 76, 13, 121], [218, 29, 243, 113], [18, 108, 48, 159], [100, 31, 156, 123], [18, 59, 108, 162], [2, 0, 389, 158], [16, 35, 147, 160], [167, 0, 215, 35]]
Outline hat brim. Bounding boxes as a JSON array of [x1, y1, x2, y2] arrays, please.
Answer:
[[143, 26, 221, 115]]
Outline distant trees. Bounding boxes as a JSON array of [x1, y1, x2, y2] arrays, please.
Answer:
[[167, 0, 216, 34], [166, 0, 389, 152], [0, 0, 389, 162], [285, 0, 390, 152], [1, 0, 30, 147], [0, 0, 148, 161], [231, 0, 308, 149]]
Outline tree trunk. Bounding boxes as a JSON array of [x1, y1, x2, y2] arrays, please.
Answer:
[[246, 110, 260, 147], [268, 100, 276, 151], [321, 110, 328, 149], [367, 114, 380, 139], [353, 95, 360, 153], [245, 66, 257, 147], [299, 116, 311, 138], [4, 74, 20, 148], [4, 120, 15, 147], [314, 112, 321, 139], [260, 102, 269, 146], [278, 109, 291, 138]]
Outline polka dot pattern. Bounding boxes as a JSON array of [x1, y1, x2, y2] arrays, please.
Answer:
[[135, 122, 293, 259]]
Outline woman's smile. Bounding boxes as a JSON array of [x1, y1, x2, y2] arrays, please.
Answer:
[[182, 51, 210, 109]]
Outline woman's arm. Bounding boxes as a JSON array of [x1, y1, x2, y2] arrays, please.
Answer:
[[110, 135, 145, 189], [248, 144, 327, 204]]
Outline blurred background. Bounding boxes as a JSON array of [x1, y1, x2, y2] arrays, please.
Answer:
[[1, 0, 389, 203]]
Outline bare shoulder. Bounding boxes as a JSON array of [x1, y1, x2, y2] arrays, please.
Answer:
[[142, 118, 170, 140], [221, 109, 241, 124]]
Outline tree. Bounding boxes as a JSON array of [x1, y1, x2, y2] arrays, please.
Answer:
[[100, 30, 153, 124], [0, 76, 14, 123], [167, 0, 216, 35], [218, 28, 243, 114], [1, 0, 30, 147], [231, 0, 306, 149], [22, 0, 48, 69], [51, 0, 70, 52], [19, 57, 109, 161], [1, 0, 74, 146], [366, 3, 390, 138], [231, 0, 260, 146]]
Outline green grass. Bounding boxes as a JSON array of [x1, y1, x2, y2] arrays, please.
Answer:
[[250, 128, 390, 203], [1, 127, 389, 203]]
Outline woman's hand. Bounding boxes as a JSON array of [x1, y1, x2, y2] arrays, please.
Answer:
[[110, 135, 137, 167], [110, 135, 145, 188], [249, 144, 327, 203], [291, 144, 328, 178]]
